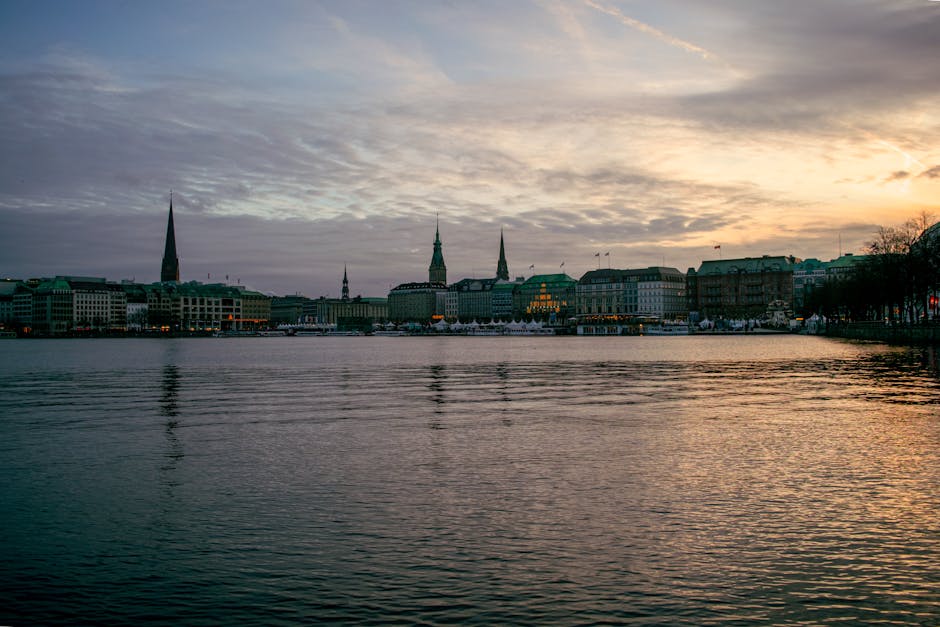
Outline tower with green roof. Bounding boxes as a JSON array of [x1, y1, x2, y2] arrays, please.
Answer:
[[428, 217, 447, 285]]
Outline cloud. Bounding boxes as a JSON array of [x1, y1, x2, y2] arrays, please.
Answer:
[[886, 170, 910, 182], [2, 1, 938, 296], [919, 166, 940, 180]]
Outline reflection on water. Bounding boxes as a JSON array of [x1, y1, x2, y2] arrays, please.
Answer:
[[0, 336, 938, 625], [160, 364, 184, 480]]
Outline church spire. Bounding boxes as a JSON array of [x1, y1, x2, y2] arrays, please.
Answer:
[[342, 265, 349, 301], [160, 192, 180, 283], [428, 215, 447, 285], [496, 228, 509, 280]]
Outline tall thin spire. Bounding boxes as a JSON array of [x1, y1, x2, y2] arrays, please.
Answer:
[[160, 192, 180, 283], [429, 215, 447, 285], [342, 265, 350, 301], [496, 228, 509, 280]]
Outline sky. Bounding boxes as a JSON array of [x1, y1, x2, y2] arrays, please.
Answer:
[[1, 0, 939, 297]]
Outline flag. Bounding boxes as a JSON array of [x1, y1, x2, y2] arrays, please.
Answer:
[[560, 261, 565, 267], [714, 244, 721, 250], [604, 252, 610, 257], [529, 264, 535, 270], [594, 252, 600, 257]]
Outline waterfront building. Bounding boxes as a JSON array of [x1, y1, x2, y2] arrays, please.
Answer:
[[176, 282, 243, 331], [236, 288, 272, 331], [300, 270, 389, 329], [446, 278, 498, 322], [160, 196, 180, 283], [576, 269, 638, 334], [687, 256, 798, 321], [142, 283, 178, 329], [792, 258, 828, 312], [388, 282, 446, 323], [635, 267, 686, 319], [122, 282, 149, 332], [271, 295, 311, 325], [575, 267, 686, 334], [825, 253, 867, 281], [0, 280, 16, 325], [513, 274, 576, 323], [388, 221, 449, 323], [68, 277, 127, 331], [492, 279, 522, 320], [13, 281, 37, 331], [32, 278, 73, 335]]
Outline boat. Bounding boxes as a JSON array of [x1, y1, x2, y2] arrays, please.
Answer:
[[257, 330, 286, 337], [0, 330, 16, 339], [641, 322, 690, 336]]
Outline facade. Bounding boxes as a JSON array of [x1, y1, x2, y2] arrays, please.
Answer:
[[13, 282, 37, 330], [237, 288, 272, 330], [388, 282, 447, 323], [271, 295, 311, 325], [635, 267, 686, 318], [792, 258, 828, 312], [575, 267, 686, 334], [687, 256, 798, 320], [160, 197, 180, 283], [0, 280, 16, 325], [176, 282, 243, 331], [491, 280, 520, 320], [446, 278, 498, 321], [513, 274, 576, 322], [69, 277, 127, 331], [32, 278, 73, 335]]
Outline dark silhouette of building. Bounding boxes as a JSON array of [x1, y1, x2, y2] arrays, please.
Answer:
[[496, 229, 509, 280], [428, 217, 447, 285], [161, 194, 180, 283], [342, 265, 350, 301]]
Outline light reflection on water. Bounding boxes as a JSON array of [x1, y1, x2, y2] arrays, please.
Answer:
[[0, 336, 938, 625]]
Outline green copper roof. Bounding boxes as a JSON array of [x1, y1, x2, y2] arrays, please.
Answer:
[[697, 256, 797, 275], [827, 253, 868, 269], [522, 273, 576, 287]]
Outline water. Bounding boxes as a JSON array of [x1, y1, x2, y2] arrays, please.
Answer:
[[1, 335, 938, 625]]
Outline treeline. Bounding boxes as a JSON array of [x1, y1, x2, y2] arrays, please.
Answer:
[[807, 212, 940, 323]]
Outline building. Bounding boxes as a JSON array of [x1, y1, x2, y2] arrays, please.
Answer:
[[0, 280, 17, 326], [271, 295, 311, 325], [687, 256, 798, 321], [160, 195, 180, 283], [122, 282, 149, 332], [792, 258, 828, 312], [176, 282, 243, 331], [388, 282, 446, 323], [68, 277, 127, 331], [575, 267, 686, 334], [389, 222, 449, 323], [491, 279, 521, 320], [635, 267, 686, 319], [236, 288, 272, 330], [32, 278, 73, 335], [445, 278, 498, 321], [513, 273, 576, 322]]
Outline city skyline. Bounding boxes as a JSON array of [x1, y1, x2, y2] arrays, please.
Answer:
[[2, 1, 939, 296]]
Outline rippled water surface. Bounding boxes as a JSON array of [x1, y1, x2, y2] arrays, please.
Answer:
[[1, 335, 938, 625]]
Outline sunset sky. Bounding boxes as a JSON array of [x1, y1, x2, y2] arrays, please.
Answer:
[[1, 0, 938, 296]]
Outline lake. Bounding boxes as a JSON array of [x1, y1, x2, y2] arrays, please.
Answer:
[[1, 335, 938, 625]]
